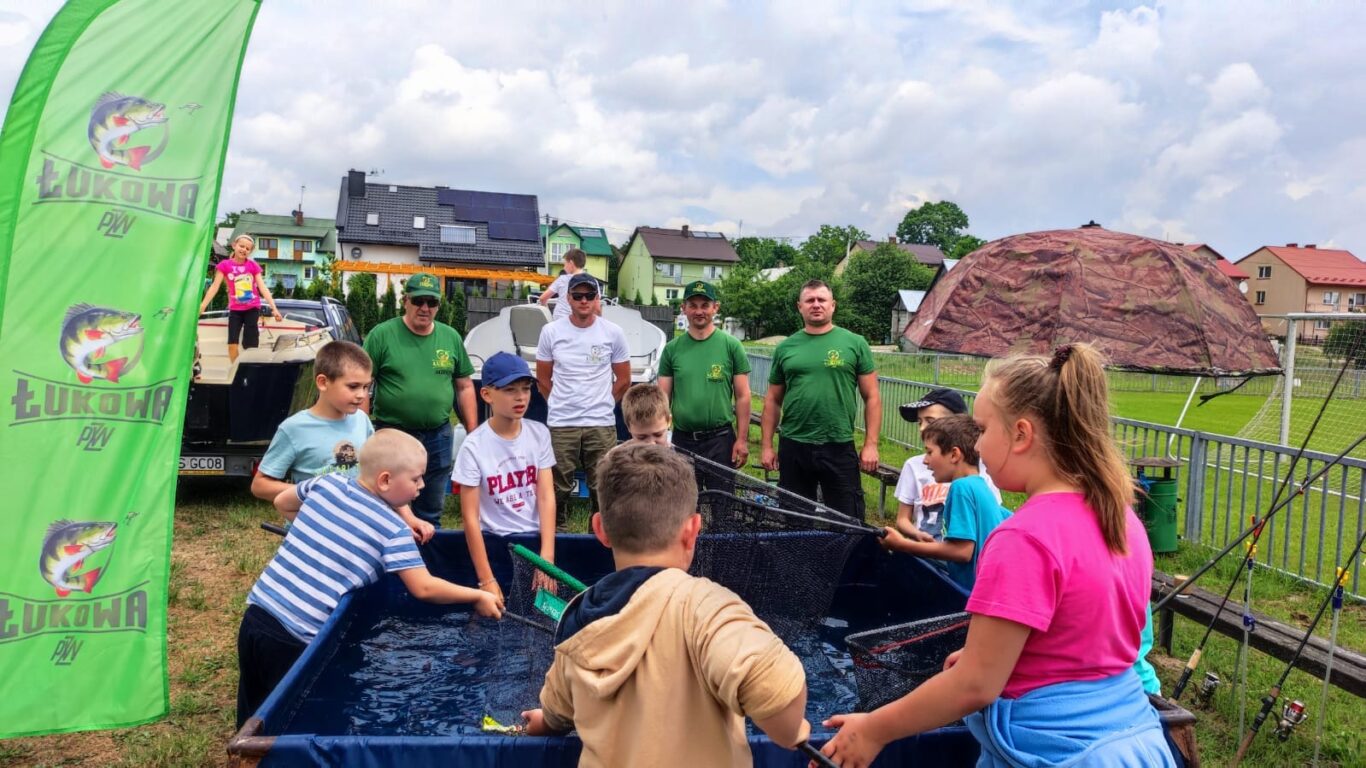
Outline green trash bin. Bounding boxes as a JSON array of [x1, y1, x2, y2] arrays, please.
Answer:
[[1133, 458, 1180, 554]]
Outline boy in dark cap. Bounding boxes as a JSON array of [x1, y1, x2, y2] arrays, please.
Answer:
[[893, 388, 1001, 539]]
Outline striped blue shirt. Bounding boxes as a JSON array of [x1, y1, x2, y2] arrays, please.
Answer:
[[247, 474, 424, 641]]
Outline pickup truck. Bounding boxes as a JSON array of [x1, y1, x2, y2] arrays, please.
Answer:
[[179, 297, 360, 478]]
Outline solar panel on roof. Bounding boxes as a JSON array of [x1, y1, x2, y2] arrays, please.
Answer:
[[576, 227, 605, 238], [488, 222, 540, 241], [436, 188, 539, 241]]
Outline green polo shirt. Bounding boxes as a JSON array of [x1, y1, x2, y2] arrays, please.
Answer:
[[768, 326, 874, 444], [363, 317, 474, 430], [658, 330, 751, 432]]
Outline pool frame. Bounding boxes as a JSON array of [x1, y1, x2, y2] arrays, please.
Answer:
[[227, 531, 982, 767]]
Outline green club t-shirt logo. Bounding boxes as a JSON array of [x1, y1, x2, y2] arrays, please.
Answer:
[[433, 349, 454, 373], [824, 349, 843, 368], [707, 363, 724, 382]]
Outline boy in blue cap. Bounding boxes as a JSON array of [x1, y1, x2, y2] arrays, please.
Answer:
[[452, 351, 558, 608]]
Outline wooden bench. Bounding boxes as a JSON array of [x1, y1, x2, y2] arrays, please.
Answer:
[[1152, 571, 1366, 698]]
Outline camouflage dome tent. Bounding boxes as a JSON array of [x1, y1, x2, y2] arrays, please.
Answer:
[[904, 226, 1281, 376]]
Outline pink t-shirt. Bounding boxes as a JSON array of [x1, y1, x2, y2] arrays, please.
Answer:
[[216, 258, 263, 311], [965, 492, 1151, 699]]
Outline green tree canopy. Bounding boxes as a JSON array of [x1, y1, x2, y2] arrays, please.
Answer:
[[841, 242, 934, 343], [733, 237, 801, 271], [896, 201, 970, 251], [718, 261, 843, 339], [343, 273, 380, 337], [1324, 321, 1366, 369], [800, 224, 870, 266], [216, 208, 258, 229], [946, 234, 986, 261], [378, 282, 398, 323]]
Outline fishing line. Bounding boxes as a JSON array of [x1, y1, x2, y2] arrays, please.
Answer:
[[1311, 567, 1346, 768]]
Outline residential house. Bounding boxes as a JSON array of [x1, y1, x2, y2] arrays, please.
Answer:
[[892, 289, 927, 351], [1237, 243, 1366, 340], [1182, 242, 1250, 294], [835, 237, 945, 275], [619, 226, 739, 305], [230, 210, 336, 294], [334, 170, 543, 297], [540, 220, 612, 287]]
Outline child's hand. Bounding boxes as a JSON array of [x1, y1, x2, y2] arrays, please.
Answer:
[[942, 648, 964, 671], [880, 527, 908, 551], [409, 518, 435, 544], [473, 590, 502, 619], [531, 570, 558, 594], [820, 712, 888, 768], [481, 579, 506, 610], [520, 708, 551, 736], [271, 309, 283, 322]]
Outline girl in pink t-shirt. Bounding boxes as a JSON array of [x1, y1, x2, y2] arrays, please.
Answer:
[[821, 344, 1174, 768], [199, 235, 283, 363]]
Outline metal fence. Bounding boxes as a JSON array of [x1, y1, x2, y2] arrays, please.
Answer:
[[748, 352, 1365, 597]]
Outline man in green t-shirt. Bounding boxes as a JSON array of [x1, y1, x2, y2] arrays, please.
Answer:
[[658, 281, 751, 476], [760, 279, 881, 520], [363, 272, 478, 528]]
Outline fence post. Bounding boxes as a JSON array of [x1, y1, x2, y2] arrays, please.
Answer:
[[934, 354, 941, 384], [1184, 435, 1205, 542]]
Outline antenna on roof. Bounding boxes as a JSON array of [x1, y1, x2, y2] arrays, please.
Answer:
[[366, 168, 385, 177], [298, 185, 306, 209]]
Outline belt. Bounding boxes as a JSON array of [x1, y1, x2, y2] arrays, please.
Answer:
[[672, 425, 733, 442]]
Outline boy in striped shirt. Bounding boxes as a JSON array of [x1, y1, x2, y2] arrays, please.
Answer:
[[236, 429, 501, 728]]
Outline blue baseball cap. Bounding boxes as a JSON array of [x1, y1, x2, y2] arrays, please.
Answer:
[[482, 351, 534, 388]]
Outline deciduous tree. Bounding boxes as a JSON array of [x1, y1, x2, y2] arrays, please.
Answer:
[[896, 201, 970, 251], [842, 243, 934, 343]]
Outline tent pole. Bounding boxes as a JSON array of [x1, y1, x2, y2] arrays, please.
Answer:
[[1168, 376, 1202, 457]]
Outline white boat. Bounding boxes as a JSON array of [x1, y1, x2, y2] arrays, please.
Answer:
[[462, 301, 667, 384]]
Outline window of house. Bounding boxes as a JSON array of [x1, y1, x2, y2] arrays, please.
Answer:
[[303, 266, 315, 280], [1257, 265, 1271, 279], [1254, 290, 1266, 305], [549, 242, 570, 262], [293, 239, 313, 253], [257, 237, 278, 252], [1323, 291, 1340, 305], [1350, 292, 1366, 307], [413, 216, 426, 229], [365, 213, 379, 226], [665, 289, 679, 299], [703, 265, 723, 279], [440, 225, 476, 244], [1315, 319, 1332, 330], [655, 262, 679, 276]]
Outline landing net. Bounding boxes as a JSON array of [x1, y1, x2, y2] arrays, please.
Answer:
[[845, 612, 969, 711]]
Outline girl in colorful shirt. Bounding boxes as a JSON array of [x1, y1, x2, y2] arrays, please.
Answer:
[[820, 343, 1175, 767], [199, 234, 283, 363]]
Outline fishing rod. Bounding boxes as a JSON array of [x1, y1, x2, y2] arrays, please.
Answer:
[[1311, 567, 1346, 768], [1166, 433, 1365, 699], [1230, 527, 1365, 766], [260, 521, 288, 536]]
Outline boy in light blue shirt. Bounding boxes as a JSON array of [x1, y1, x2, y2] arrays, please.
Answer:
[[880, 414, 1009, 591], [251, 340, 432, 541]]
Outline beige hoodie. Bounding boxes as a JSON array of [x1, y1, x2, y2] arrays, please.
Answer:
[[539, 567, 806, 768]]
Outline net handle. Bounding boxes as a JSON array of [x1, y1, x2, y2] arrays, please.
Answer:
[[501, 610, 555, 635], [699, 490, 885, 538], [860, 618, 970, 656], [510, 544, 589, 593]]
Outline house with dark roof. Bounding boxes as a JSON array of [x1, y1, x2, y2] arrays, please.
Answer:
[[619, 225, 739, 305], [1237, 243, 1366, 340], [836, 237, 945, 275], [335, 170, 543, 295], [1181, 243, 1249, 284], [540, 220, 612, 284], [230, 210, 336, 294]]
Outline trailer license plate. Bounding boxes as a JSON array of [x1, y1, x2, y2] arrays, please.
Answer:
[[179, 456, 225, 474]]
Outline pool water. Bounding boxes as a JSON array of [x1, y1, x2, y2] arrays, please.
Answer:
[[282, 604, 861, 737]]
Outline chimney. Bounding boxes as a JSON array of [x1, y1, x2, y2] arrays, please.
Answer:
[[1306, 244, 1317, 249], [1286, 243, 1298, 248], [1080, 220, 1101, 229], [681, 224, 691, 237], [347, 169, 366, 198], [293, 208, 304, 226], [887, 235, 896, 244]]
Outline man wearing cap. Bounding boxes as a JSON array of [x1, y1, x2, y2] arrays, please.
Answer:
[[363, 273, 478, 528], [538, 248, 600, 321], [535, 272, 631, 521], [658, 280, 751, 474], [760, 279, 881, 520], [895, 388, 1001, 538]]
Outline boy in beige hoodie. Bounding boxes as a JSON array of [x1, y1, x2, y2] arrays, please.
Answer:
[[521, 442, 811, 767]]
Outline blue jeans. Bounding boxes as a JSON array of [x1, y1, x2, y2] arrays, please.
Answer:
[[377, 421, 453, 528]]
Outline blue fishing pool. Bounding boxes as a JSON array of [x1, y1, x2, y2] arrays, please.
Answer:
[[230, 532, 982, 767]]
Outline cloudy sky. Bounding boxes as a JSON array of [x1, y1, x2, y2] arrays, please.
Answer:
[[3, 1, 1365, 259]]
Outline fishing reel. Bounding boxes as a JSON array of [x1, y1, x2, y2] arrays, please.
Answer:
[[1273, 699, 1307, 742], [1194, 672, 1221, 708]]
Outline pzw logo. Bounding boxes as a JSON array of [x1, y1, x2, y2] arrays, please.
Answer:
[[96, 210, 135, 238], [51, 635, 83, 666], [76, 422, 114, 451]]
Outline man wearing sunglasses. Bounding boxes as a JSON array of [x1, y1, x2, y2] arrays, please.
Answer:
[[364, 272, 479, 528], [535, 272, 630, 523]]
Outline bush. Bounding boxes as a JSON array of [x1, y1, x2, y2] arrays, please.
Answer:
[[378, 282, 398, 323], [441, 288, 468, 333], [344, 273, 379, 336]]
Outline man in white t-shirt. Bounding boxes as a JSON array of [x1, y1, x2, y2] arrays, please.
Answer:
[[539, 248, 601, 321], [894, 388, 1001, 538], [536, 272, 631, 523]]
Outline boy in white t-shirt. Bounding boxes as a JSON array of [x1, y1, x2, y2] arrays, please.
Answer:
[[453, 352, 558, 608], [894, 388, 1000, 539]]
